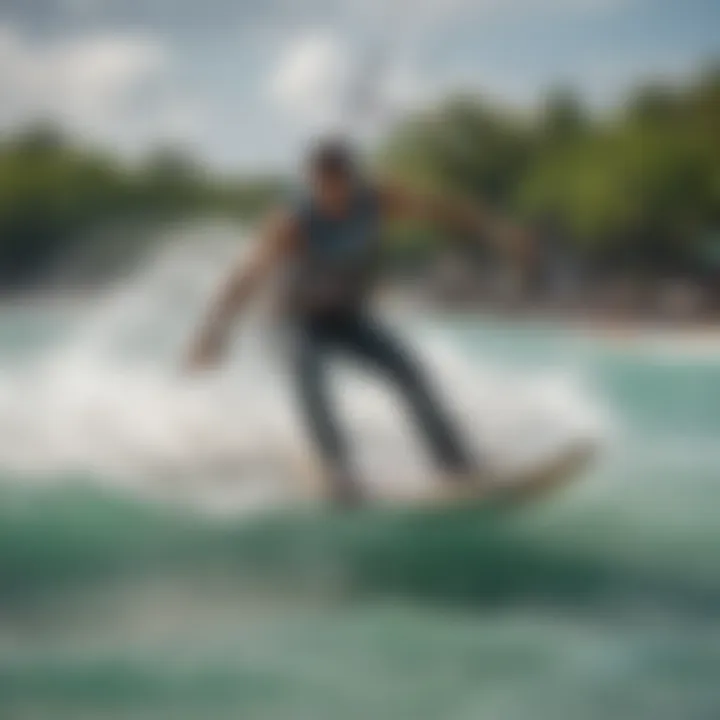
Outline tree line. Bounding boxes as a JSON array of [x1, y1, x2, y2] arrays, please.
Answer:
[[381, 65, 720, 284], [0, 65, 717, 293], [0, 126, 282, 287]]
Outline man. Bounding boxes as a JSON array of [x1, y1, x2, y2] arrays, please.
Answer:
[[186, 138, 526, 507]]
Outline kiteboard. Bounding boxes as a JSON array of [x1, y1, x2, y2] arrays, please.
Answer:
[[293, 439, 597, 509]]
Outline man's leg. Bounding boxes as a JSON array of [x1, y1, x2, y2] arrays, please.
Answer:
[[336, 314, 477, 479], [292, 319, 363, 506]]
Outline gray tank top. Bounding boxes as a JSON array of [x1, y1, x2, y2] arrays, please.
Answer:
[[287, 184, 382, 315]]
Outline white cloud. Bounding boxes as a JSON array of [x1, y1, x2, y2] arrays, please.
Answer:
[[0, 25, 203, 153], [268, 31, 352, 129], [265, 0, 630, 129], [267, 29, 426, 141]]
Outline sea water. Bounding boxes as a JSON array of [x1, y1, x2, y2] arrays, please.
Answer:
[[0, 225, 718, 719]]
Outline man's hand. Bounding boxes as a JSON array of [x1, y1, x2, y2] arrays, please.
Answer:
[[491, 216, 536, 267], [184, 328, 226, 373], [381, 182, 535, 270], [182, 208, 298, 375]]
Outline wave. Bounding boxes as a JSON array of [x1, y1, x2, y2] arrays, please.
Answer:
[[2, 479, 718, 623], [0, 225, 606, 516]]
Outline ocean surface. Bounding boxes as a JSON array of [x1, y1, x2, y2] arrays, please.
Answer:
[[1, 230, 719, 719]]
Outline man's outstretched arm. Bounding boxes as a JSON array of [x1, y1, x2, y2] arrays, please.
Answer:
[[185, 209, 297, 371], [380, 184, 530, 262]]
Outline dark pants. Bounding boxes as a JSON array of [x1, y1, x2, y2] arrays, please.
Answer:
[[292, 311, 474, 476]]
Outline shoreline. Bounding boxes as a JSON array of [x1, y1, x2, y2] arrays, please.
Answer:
[[381, 292, 720, 352], [448, 309, 720, 352], [3, 288, 720, 354]]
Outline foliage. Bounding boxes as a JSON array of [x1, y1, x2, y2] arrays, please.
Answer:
[[1, 66, 718, 288], [0, 128, 283, 286], [383, 66, 720, 275]]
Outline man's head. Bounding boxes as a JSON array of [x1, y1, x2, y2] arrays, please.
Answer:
[[306, 138, 359, 214]]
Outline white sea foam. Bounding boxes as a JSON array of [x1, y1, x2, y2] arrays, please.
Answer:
[[0, 226, 607, 514]]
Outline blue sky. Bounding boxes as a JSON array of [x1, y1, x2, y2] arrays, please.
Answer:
[[0, 0, 717, 170]]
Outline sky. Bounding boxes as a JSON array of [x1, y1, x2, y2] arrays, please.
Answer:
[[0, 0, 718, 170]]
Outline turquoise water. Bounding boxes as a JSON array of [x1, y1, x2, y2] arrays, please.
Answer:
[[1, 303, 719, 719]]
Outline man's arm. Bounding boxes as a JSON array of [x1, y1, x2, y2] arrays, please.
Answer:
[[185, 208, 297, 371], [380, 184, 529, 261]]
